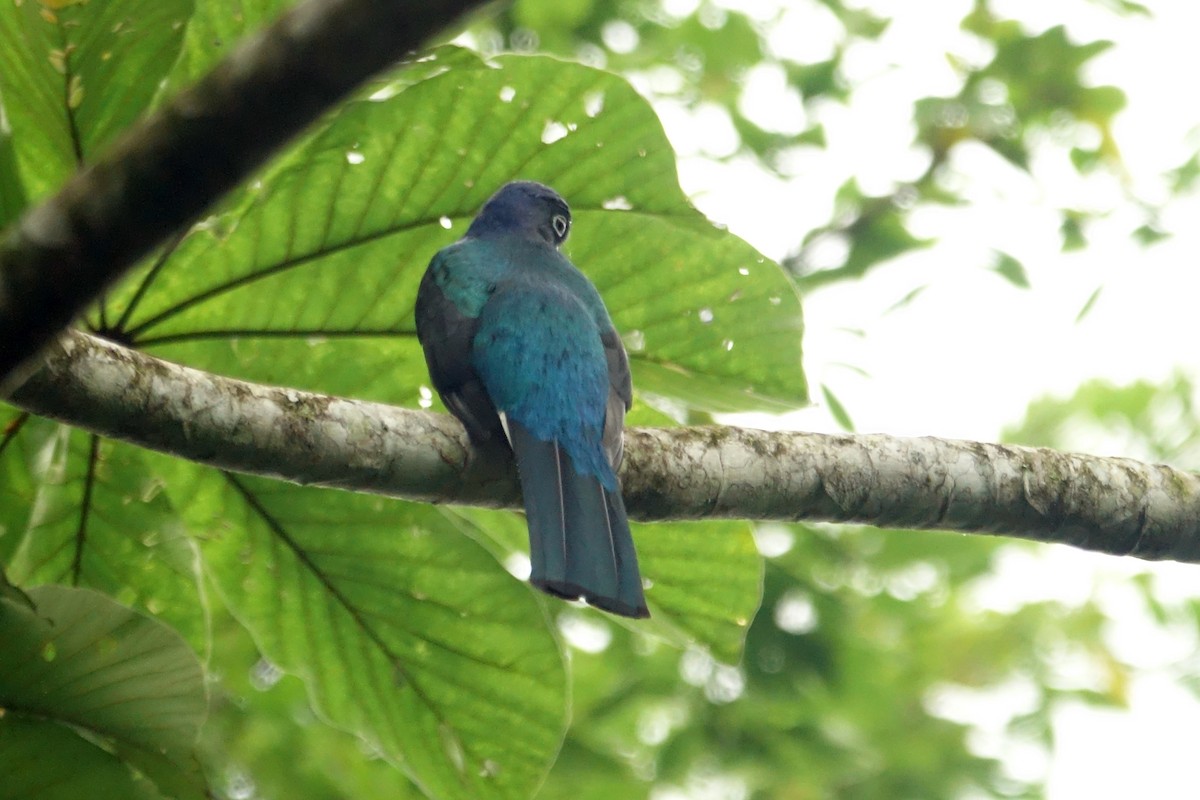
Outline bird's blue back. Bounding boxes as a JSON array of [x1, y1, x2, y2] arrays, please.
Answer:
[[472, 254, 617, 490]]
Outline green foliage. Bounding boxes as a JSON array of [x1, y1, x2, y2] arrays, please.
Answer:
[[107, 49, 805, 412], [524, 521, 1130, 799], [1075, 285, 1102, 322], [490, 0, 855, 179], [820, 384, 854, 432], [170, 466, 567, 800], [0, 420, 206, 645], [0, 3, 802, 798], [198, 601, 431, 800], [795, 180, 934, 291], [0, 1, 1182, 798], [0, 122, 25, 230], [1001, 374, 1200, 745], [0, 715, 164, 800], [0, 0, 192, 197], [1005, 373, 1200, 468], [0, 585, 207, 799], [486, 0, 1153, 289], [991, 250, 1031, 288], [163, 0, 295, 92]]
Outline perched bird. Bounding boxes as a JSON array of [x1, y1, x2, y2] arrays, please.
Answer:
[[415, 181, 649, 618]]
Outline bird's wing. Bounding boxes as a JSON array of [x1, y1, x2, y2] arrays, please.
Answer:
[[600, 328, 632, 469], [414, 252, 508, 447], [471, 278, 614, 484]]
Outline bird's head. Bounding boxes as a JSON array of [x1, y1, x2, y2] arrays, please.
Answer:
[[467, 181, 572, 248]]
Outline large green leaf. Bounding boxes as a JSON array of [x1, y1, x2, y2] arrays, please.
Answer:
[[0, 715, 164, 800], [0, 408, 46, 567], [635, 520, 762, 661], [153, 457, 568, 800], [0, 584, 207, 799], [0, 413, 206, 647], [108, 53, 806, 412], [0, 1, 73, 195], [0, 0, 193, 197], [451, 506, 761, 663], [162, 0, 295, 94], [0, 115, 26, 228], [200, 601, 428, 800]]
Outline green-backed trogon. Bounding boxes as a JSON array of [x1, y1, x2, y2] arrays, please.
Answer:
[[415, 181, 649, 618]]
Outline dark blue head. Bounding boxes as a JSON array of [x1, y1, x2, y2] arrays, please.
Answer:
[[466, 181, 572, 248]]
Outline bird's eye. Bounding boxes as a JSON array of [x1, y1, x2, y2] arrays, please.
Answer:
[[551, 214, 569, 240]]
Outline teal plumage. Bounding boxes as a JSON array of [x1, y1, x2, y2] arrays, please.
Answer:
[[415, 182, 648, 618]]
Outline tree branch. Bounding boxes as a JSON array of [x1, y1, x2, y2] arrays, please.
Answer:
[[0, 0, 484, 388], [10, 331, 1200, 563]]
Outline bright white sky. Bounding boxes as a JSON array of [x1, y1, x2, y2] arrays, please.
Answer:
[[645, 1, 1200, 797]]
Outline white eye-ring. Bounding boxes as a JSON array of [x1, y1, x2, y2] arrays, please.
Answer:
[[551, 214, 569, 239]]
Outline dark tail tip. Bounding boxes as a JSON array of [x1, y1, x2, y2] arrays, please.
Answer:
[[533, 578, 650, 619]]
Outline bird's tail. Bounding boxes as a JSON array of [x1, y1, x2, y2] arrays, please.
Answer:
[[508, 420, 649, 618]]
